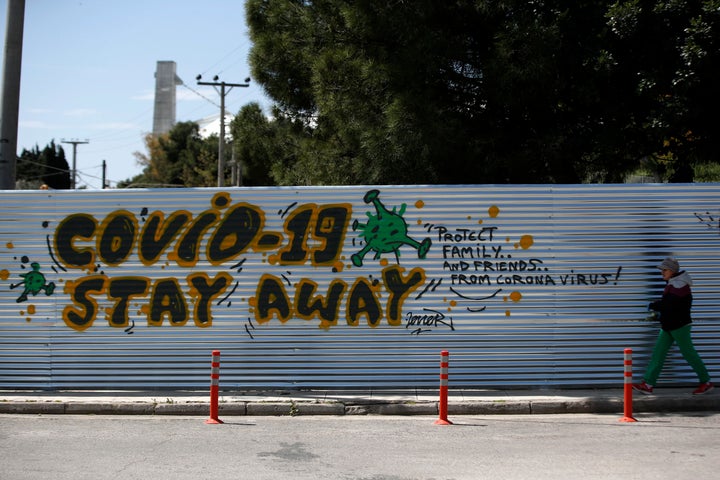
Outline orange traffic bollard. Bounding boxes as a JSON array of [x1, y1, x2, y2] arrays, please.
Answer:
[[206, 350, 224, 424], [434, 350, 453, 425], [619, 348, 637, 423]]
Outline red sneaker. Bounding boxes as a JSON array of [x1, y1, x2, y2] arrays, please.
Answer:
[[632, 381, 654, 395], [692, 382, 714, 395]]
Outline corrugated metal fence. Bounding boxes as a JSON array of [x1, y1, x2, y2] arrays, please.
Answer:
[[1, 184, 718, 390]]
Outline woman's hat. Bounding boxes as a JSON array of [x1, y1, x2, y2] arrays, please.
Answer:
[[658, 257, 679, 273]]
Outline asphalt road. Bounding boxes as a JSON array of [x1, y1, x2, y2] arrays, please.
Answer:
[[2, 412, 718, 479]]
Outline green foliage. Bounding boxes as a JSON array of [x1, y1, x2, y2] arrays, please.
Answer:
[[244, 0, 720, 185], [16, 140, 71, 189], [693, 162, 720, 182], [605, 0, 720, 182], [229, 103, 277, 185], [128, 122, 219, 188]]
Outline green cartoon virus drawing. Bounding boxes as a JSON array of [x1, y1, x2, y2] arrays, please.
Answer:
[[351, 189, 432, 267], [11, 262, 56, 303]]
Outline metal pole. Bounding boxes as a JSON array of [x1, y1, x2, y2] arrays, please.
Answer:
[[71, 143, 77, 189], [61, 139, 89, 189], [218, 83, 225, 187], [196, 77, 249, 188], [232, 142, 242, 186], [0, 0, 26, 190]]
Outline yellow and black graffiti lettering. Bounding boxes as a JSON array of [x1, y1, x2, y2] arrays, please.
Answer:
[[174, 211, 218, 267], [254, 273, 293, 323], [107, 277, 150, 327], [278, 204, 351, 266], [139, 211, 191, 265], [382, 266, 426, 326], [278, 204, 314, 264], [98, 210, 137, 266], [346, 277, 382, 327], [63, 275, 106, 331], [55, 213, 97, 269], [188, 272, 232, 327], [207, 204, 263, 265], [148, 278, 188, 327], [294, 278, 347, 329], [312, 205, 351, 265]]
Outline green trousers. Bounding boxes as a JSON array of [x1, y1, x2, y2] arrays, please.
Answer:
[[643, 324, 711, 385]]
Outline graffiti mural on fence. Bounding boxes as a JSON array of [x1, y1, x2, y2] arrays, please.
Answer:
[[1, 189, 627, 334]]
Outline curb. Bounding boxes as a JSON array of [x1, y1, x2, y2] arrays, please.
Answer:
[[1, 394, 717, 416]]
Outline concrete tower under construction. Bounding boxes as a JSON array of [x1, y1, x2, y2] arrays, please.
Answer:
[[152, 61, 183, 135]]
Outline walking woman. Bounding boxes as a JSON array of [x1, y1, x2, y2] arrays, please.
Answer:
[[633, 257, 713, 395]]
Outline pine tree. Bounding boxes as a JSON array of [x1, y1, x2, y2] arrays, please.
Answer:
[[16, 140, 71, 189]]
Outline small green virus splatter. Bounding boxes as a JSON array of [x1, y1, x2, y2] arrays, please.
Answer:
[[11, 262, 55, 303]]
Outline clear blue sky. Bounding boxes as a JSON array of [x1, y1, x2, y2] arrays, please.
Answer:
[[1, 0, 271, 188]]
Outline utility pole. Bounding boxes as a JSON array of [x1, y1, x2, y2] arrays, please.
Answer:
[[61, 139, 89, 189], [196, 75, 249, 187], [0, 0, 26, 190], [231, 142, 243, 186]]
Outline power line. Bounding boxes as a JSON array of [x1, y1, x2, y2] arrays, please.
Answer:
[[17, 153, 115, 189], [179, 82, 221, 109], [198, 43, 248, 78]]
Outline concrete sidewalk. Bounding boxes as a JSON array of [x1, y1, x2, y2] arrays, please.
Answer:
[[0, 387, 717, 416]]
